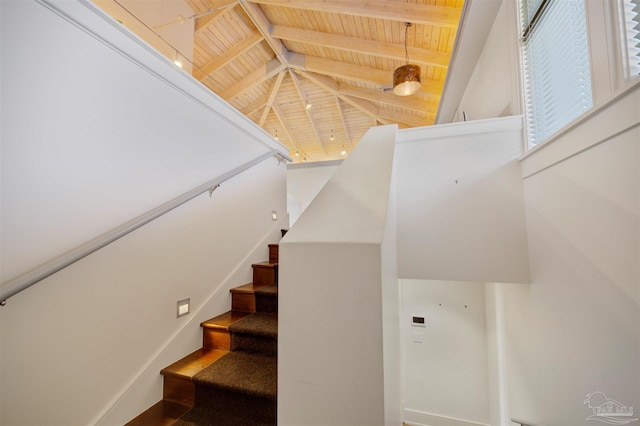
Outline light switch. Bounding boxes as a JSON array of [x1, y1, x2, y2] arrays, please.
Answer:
[[411, 332, 423, 343]]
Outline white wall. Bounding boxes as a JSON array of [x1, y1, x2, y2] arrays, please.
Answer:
[[279, 125, 399, 426], [1, 0, 286, 284], [286, 160, 340, 225], [396, 116, 530, 284], [447, 0, 640, 423], [401, 279, 490, 426], [506, 87, 640, 425], [0, 1, 288, 424]]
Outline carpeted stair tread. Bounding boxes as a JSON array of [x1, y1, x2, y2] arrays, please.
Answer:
[[193, 351, 277, 400], [228, 312, 277, 338]]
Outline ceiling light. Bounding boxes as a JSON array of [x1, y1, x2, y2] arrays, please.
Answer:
[[303, 154, 307, 162], [393, 23, 421, 96], [274, 129, 279, 141], [295, 149, 300, 157], [330, 129, 335, 141], [305, 98, 312, 109], [341, 146, 347, 156]]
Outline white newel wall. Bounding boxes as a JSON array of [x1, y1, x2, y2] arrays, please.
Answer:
[[0, 1, 288, 424], [278, 125, 399, 425], [286, 160, 341, 225]]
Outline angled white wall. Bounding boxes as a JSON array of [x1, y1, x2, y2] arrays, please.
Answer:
[[278, 125, 399, 425], [396, 116, 530, 284]]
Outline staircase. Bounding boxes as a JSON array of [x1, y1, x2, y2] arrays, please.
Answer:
[[126, 243, 279, 425]]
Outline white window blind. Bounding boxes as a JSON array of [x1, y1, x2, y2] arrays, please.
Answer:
[[620, 0, 640, 79], [520, 0, 593, 147]]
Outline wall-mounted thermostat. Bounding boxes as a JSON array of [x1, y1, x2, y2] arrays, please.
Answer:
[[411, 315, 426, 327]]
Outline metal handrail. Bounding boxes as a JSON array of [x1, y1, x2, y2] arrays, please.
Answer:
[[0, 150, 288, 305]]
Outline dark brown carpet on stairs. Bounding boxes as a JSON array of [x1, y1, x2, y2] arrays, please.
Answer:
[[174, 293, 278, 425], [255, 285, 278, 314]]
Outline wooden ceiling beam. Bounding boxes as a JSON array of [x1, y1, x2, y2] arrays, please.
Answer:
[[271, 25, 450, 68], [299, 71, 394, 126], [272, 103, 299, 153], [221, 58, 286, 100], [238, 0, 288, 60], [289, 70, 328, 157], [378, 109, 434, 127], [288, 53, 444, 95], [194, 0, 238, 33], [340, 87, 438, 114], [195, 32, 263, 80], [239, 95, 268, 116], [246, 0, 462, 27], [260, 71, 286, 126], [334, 98, 353, 150]]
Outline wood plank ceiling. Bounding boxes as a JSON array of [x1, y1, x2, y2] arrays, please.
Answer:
[[110, 0, 464, 163]]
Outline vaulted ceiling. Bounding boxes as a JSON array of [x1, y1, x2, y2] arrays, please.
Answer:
[[102, 0, 464, 162]]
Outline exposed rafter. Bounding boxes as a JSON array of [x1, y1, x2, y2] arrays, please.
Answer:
[[221, 59, 286, 100], [335, 98, 353, 150], [108, 0, 464, 163], [271, 25, 450, 68], [195, 32, 263, 80], [272, 103, 298, 153], [194, 0, 238, 33], [339, 87, 438, 114], [260, 71, 286, 126], [289, 70, 328, 156], [246, 0, 462, 27]]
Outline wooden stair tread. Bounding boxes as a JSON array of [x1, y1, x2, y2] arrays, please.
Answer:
[[161, 348, 228, 379], [201, 311, 250, 330], [230, 282, 271, 294], [251, 262, 278, 268], [125, 400, 190, 426]]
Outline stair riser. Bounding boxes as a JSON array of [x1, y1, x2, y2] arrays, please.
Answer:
[[255, 293, 278, 313], [268, 244, 279, 264], [163, 375, 194, 407], [202, 329, 230, 351], [253, 266, 277, 285], [231, 334, 277, 357], [232, 293, 256, 313], [189, 387, 276, 425]]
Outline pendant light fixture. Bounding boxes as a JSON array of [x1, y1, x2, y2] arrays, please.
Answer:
[[393, 22, 421, 96]]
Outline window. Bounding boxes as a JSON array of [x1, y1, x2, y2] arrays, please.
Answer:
[[619, 0, 640, 80], [520, 0, 593, 148]]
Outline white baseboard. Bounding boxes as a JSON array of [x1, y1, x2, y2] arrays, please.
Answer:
[[404, 409, 490, 426]]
